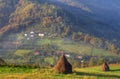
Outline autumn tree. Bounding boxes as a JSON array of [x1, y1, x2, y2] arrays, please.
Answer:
[[109, 44, 116, 53], [71, 32, 76, 40], [84, 34, 90, 42], [61, 27, 70, 37]]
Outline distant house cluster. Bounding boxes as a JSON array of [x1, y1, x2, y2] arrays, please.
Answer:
[[24, 31, 45, 40], [33, 50, 83, 60]]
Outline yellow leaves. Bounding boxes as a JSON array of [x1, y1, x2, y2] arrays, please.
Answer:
[[15, 1, 35, 18], [56, 16, 62, 23], [41, 5, 57, 15], [41, 16, 63, 27], [22, 3, 34, 13], [0, 23, 19, 35], [18, 3, 34, 18], [41, 16, 54, 27], [0, 25, 11, 35], [0, 0, 65, 35], [19, 0, 28, 6]]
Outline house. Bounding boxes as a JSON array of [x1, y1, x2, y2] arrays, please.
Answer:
[[30, 31, 34, 34], [38, 33, 44, 37], [24, 34, 28, 36], [34, 51, 40, 56], [76, 55, 83, 59], [30, 35, 34, 37], [65, 54, 71, 57]]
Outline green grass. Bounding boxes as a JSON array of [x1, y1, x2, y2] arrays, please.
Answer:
[[14, 50, 31, 56], [75, 65, 120, 76], [0, 66, 36, 74], [37, 38, 52, 45], [0, 64, 119, 79], [45, 57, 55, 65], [12, 37, 118, 58], [36, 38, 115, 56], [74, 64, 120, 79]]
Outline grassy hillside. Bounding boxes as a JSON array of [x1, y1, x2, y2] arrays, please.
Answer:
[[0, 35, 119, 67], [1, 37, 119, 65], [0, 64, 120, 79], [36, 38, 115, 56]]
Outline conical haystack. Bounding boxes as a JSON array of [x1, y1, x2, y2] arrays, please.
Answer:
[[54, 54, 72, 74], [101, 62, 110, 71]]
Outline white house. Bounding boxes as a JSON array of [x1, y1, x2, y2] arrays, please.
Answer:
[[38, 33, 44, 37], [65, 54, 71, 57], [27, 38, 30, 40], [30, 31, 34, 34], [24, 34, 28, 36], [30, 35, 34, 37]]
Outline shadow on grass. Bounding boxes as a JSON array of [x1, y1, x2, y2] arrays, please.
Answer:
[[75, 71, 120, 78], [110, 69, 120, 72]]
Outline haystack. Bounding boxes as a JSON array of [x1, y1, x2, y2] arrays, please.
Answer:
[[54, 54, 72, 74], [101, 62, 110, 71]]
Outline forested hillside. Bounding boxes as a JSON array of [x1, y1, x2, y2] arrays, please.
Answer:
[[0, 0, 120, 55], [0, 0, 72, 36], [50, 0, 120, 54], [51, 0, 120, 40]]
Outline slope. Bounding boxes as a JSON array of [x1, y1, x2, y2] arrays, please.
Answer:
[[0, 0, 119, 55], [0, 0, 72, 36], [50, 0, 120, 40]]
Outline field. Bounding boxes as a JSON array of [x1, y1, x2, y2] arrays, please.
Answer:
[[37, 38, 116, 56], [1, 37, 119, 65], [0, 64, 120, 79]]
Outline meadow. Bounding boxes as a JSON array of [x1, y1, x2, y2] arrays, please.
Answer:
[[0, 64, 119, 79], [36, 38, 115, 56], [1, 37, 119, 66]]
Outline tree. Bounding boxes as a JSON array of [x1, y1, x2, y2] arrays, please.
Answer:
[[71, 32, 76, 40], [97, 58, 104, 66], [110, 44, 116, 53], [88, 57, 94, 67], [84, 34, 90, 42], [61, 27, 70, 37], [77, 32, 83, 41], [0, 58, 6, 66]]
